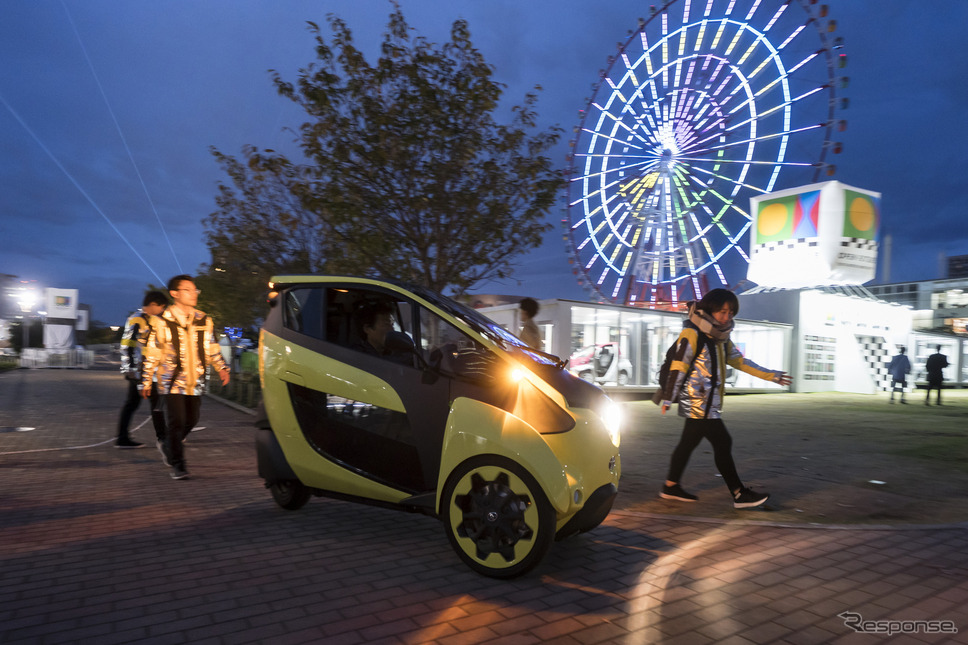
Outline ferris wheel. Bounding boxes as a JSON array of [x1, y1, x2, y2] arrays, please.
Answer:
[[565, 0, 846, 307]]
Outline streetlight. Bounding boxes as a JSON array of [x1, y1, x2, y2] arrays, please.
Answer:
[[17, 291, 36, 351]]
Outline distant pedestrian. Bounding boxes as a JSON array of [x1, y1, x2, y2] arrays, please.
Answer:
[[115, 291, 168, 448], [519, 297, 543, 351], [886, 346, 911, 404], [657, 289, 792, 509], [925, 345, 949, 406], [142, 275, 230, 479]]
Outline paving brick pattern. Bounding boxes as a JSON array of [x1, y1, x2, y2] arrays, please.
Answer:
[[1, 368, 965, 644]]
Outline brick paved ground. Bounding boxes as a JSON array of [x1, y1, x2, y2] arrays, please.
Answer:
[[1, 367, 965, 644]]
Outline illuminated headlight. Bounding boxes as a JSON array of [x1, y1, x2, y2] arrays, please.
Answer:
[[602, 400, 622, 448]]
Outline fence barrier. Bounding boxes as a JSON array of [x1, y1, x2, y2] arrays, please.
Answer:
[[207, 368, 261, 410], [20, 348, 95, 369]]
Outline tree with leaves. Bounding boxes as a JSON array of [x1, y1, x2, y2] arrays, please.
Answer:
[[199, 148, 330, 329], [202, 2, 561, 328]]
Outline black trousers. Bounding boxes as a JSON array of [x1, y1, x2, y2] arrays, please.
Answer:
[[666, 418, 743, 492], [117, 379, 166, 442], [889, 378, 906, 398], [161, 394, 201, 469]]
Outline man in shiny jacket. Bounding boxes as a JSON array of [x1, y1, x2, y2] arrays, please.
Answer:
[[115, 290, 168, 448], [657, 289, 792, 509], [142, 275, 230, 479]]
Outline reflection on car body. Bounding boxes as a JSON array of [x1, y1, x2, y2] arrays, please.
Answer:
[[568, 342, 632, 386]]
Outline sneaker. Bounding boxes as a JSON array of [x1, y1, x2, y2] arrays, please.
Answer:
[[156, 441, 171, 467], [114, 438, 144, 449], [733, 487, 769, 509], [660, 484, 698, 502], [170, 465, 189, 480]]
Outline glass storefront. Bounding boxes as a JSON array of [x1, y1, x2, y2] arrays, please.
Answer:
[[912, 337, 959, 384], [479, 294, 963, 394], [564, 304, 789, 390]]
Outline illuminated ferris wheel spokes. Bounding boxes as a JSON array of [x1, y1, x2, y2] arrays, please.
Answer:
[[566, 0, 843, 307]]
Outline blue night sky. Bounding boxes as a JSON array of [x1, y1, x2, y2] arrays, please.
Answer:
[[2, 0, 967, 325]]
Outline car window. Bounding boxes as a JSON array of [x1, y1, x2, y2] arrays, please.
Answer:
[[418, 305, 498, 384], [322, 286, 415, 365], [284, 288, 324, 339], [404, 284, 562, 369]]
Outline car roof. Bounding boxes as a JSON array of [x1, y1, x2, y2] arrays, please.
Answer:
[[269, 275, 410, 289]]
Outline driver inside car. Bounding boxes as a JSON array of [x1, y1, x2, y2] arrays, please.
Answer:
[[352, 301, 412, 365]]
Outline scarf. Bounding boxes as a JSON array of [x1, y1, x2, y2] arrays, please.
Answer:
[[687, 301, 733, 341]]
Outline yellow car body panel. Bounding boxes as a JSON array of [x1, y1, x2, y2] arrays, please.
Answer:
[[437, 397, 621, 530], [260, 329, 412, 504]]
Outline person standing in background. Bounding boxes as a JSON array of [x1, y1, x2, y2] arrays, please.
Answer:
[[115, 291, 168, 448], [519, 297, 543, 351], [886, 346, 911, 404], [925, 345, 949, 406]]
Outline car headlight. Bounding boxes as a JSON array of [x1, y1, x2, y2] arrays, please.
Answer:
[[601, 399, 622, 448]]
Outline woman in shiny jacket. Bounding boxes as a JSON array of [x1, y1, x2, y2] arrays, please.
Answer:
[[658, 289, 792, 509]]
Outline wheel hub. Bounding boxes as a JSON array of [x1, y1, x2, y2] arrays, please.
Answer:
[[454, 471, 534, 562]]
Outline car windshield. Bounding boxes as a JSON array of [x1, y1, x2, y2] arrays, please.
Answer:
[[407, 285, 564, 369]]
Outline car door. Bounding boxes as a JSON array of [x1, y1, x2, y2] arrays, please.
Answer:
[[278, 283, 451, 494]]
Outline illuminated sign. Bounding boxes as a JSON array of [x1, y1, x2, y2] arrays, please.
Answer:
[[748, 181, 881, 288], [45, 288, 79, 320]]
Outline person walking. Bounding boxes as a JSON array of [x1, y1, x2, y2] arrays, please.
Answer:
[[886, 346, 911, 404], [925, 345, 949, 406], [518, 297, 543, 351], [115, 291, 168, 448], [141, 275, 230, 479], [657, 289, 792, 509]]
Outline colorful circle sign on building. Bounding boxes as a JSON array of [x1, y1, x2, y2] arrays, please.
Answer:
[[748, 181, 881, 288]]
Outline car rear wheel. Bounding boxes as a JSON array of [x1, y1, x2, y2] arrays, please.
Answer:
[[441, 456, 556, 579], [269, 479, 311, 510]]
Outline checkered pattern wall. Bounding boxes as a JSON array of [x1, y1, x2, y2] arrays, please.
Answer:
[[754, 238, 821, 254], [842, 238, 878, 252], [855, 334, 894, 391]]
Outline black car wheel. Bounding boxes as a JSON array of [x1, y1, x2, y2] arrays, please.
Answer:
[[269, 479, 311, 510], [441, 456, 555, 578]]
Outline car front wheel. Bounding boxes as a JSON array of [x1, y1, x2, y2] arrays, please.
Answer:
[[441, 456, 556, 579], [269, 479, 311, 510]]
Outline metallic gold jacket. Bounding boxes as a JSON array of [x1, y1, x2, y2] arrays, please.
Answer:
[[142, 308, 227, 396], [666, 321, 780, 419], [119, 312, 154, 380]]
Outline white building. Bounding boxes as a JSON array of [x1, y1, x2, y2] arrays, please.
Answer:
[[479, 288, 965, 396], [867, 277, 968, 335], [480, 299, 792, 397], [738, 286, 963, 393]]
